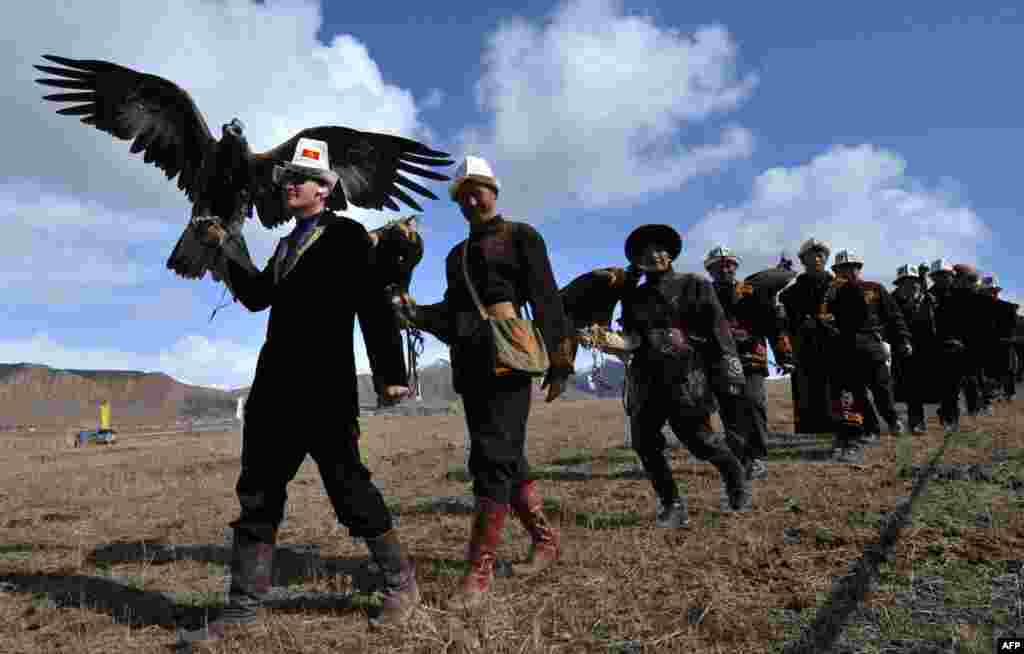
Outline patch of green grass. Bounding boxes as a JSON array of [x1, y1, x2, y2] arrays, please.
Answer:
[[205, 562, 226, 577], [591, 622, 610, 639], [174, 591, 224, 609], [814, 527, 834, 546], [874, 607, 955, 645], [350, 591, 383, 610], [876, 561, 912, 594], [703, 511, 721, 529], [766, 448, 806, 461], [604, 448, 639, 465], [895, 435, 914, 477], [385, 499, 401, 515], [950, 430, 993, 449], [574, 511, 641, 530], [846, 510, 883, 530], [913, 480, 1008, 534], [445, 466, 472, 482], [95, 562, 113, 577], [431, 560, 470, 577], [542, 497, 563, 513], [550, 448, 593, 466], [783, 497, 802, 514], [31, 592, 52, 609], [908, 558, 1007, 608], [125, 575, 145, 591], [531, 464, 591, 480], [0, 544, 33, 561]]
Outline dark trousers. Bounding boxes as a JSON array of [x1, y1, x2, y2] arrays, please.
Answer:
[[830, 346, 895, 446], [861, 391, 883, 435], [939, 351, 980, 423], [462, 373, 534, 505], [719, 370, 768, 461], [232, 413, 391, 543], [899, 354, 929, 428], [630, 385, 736, 506]]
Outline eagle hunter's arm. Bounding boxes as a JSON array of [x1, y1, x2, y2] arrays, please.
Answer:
[[696, 278, 746, 394], [217, 235, 276, 312], [518, 225, 575, 379], [355, 224, 408, 395]]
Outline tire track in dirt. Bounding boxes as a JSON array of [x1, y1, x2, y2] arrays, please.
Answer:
[[781, 431, 957, 654]]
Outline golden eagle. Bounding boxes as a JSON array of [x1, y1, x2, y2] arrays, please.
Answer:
[[34, 54, 452, 282], [558, 266, 641, 362], [368, 214, 424, 296]]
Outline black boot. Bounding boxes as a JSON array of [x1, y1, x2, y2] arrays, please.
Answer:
[[365, 530, 419, 628], [221, 527, 274, 625], [709, 450, 752, 512], [178, 527, 275, 643]]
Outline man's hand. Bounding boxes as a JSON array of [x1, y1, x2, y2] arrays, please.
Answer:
[[198, 221, 228, 248], [391, 293, 419, 329], [541, 373, 567, 403], [379, 385, 411, 407]]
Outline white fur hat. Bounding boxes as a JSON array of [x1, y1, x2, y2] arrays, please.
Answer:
[[449, 155, 500, 200]]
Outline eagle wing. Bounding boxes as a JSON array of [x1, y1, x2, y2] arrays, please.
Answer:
[[743, 267, 798, 299], [34, 55, 215, 202], [248, 126, 452, 228]]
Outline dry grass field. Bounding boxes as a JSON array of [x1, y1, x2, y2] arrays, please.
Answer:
[[0, 381, 1021, 653]]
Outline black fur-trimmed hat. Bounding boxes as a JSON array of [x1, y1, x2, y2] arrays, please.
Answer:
[[625, 224, 682, 263]]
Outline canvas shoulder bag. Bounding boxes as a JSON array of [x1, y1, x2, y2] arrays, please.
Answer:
[[460, 239, 550, 376]]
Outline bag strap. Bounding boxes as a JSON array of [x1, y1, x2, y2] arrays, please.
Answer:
[[460, 240, 489, 320]]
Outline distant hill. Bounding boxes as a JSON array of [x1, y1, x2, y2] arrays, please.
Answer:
[[0, 363, 237, 429], [0, 353, 631, 429]]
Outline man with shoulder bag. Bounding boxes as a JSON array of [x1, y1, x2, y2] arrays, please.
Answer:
[[393, 156, 575, 611]]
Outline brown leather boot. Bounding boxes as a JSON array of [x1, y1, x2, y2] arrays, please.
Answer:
[[365, 529, 420, 628], [178, 527, 274, 643], [444, 496, 508, 611], [510, 480, 560, 576]]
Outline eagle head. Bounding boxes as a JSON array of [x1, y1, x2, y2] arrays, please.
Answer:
[[222, 118, 246, 141]]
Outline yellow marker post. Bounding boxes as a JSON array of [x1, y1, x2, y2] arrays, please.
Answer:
[[100, 401, 111, 431]]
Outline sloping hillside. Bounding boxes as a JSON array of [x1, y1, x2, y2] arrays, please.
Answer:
[[0, 363, 237, 429]]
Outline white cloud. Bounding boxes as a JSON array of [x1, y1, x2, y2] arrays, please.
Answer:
[[0, 332, 261, 389], [683, 144, 992, 282], [0, 180, 178, 303], [1, 0, 446, 306], [457, 0, 757, 217]]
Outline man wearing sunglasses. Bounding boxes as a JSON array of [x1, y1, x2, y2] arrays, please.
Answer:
[[196, 138, 418, 633]]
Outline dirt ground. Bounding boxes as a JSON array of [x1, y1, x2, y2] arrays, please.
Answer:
[[0, 381, 1021, 653]]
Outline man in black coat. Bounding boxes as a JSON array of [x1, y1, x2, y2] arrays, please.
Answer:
[[614, 225, 752, 528], [704, 245, 795, 481], [951, 264, 987, 417], [929, 260, 979, 432], [891, 264, 938, 434], [980, 275, 1019, 403], [824, 250, 912, 462], [779, 238, 837, 435], [395, 155, 575, 611], [200, 138, 417, 630]]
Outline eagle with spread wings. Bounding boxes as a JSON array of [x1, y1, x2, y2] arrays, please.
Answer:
[[34, 54, 452, 282]]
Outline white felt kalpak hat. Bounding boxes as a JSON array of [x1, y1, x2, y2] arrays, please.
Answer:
[[449, 155, 501, 200], [832, 250, 863, 269], [704, 245, 741, 270], [278, 138, 339, 189]]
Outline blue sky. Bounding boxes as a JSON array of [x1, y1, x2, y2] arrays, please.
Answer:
[[2, 1, 1021, 388]]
